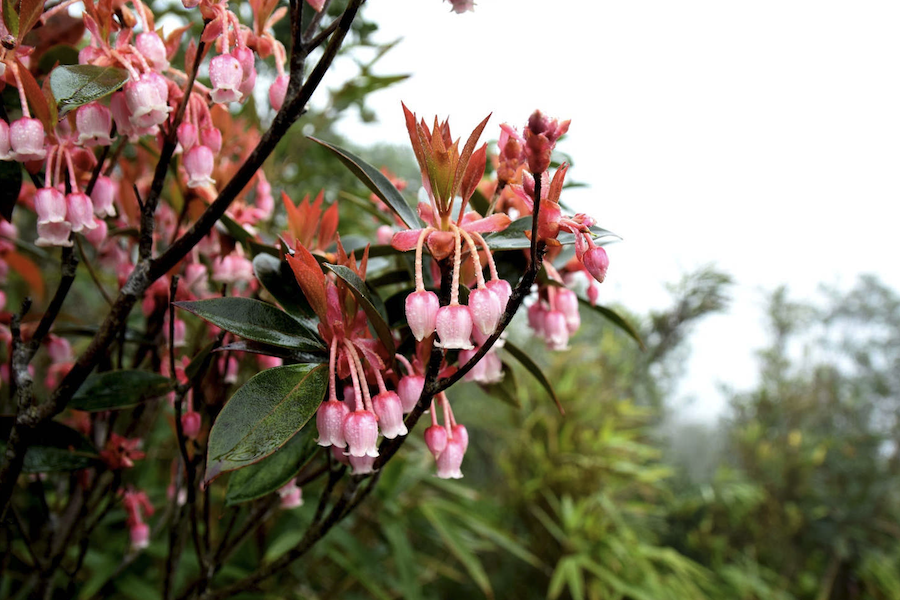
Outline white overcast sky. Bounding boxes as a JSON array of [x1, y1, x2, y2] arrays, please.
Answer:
[[333, 0, 900, 420]]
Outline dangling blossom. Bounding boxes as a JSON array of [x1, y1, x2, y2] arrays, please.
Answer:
[[278, 479, 304, 508]]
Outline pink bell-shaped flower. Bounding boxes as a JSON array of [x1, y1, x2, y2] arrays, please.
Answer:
[[349, 454, 376, 475], [66, 193, 98, 233], [135, 32, 169, 71], [397, 374, 424, 413], [405, 289, 439, 341], [316, 399, 349, 448], [556, 288, 581, 333], [277, 479, 304, 508], [479, 351, 503, 384], [232, 46, 257, 101], [184, 145, 215, 188], [181, 410, 201, 439], [527, 301, 546, 337], [124, 73, 171, 129], [468, 288, 502, 336], [0, 120, 13, 160], [177, 123, 198, 152], [130, 522, 150, 549], [435, 304, 474, 349], [85, 218, 108, 247], [424, 424, 448, 458], [35, 187, 67, 224], [90, 175, 117, 218], [269, 74, 289, 111], [582, 246, 609, 284], [9, 117, 47, 162], [211, 252, 253, 285], [458, 348, 485, 382], [209, 54, 244, 104], [342, 409, 379, 457], [485, 278, 512, 312], [200, 127, 222, 154], [373, 390, 408, 439], [436, 437, 465, 479], [75, 102, 113, 146], [451, 423, 469, 453], [587, 282, 600, 306], [543, 310, 569, 351], [36, 221, 73, 247]]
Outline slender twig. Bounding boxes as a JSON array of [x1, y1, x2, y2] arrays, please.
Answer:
[[75, 237, 113, 306]]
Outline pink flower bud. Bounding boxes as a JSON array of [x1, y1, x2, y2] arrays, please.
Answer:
[[582, 246, 609, 283], [330, 444, 351, 466], [91, 175, 117, 218], [451, 423, 469, 453], [199, 127, 222, 154], [397, 375, 424, 413], [0, 120, 13, 160], [35, 187, 67, 224], [135, 32, 169, 71], [181, 410, 201, 439], [110, 92, 141, 139], [556, 288, 581, 333], [85, 218, 108, 247], [373, 390, 408, 439], [238, 65, 256, 102], [75, 102, 112, 146], [436, 437, 465, 479], [527, 301, 546, 337], [543, 310, 569, 351], [405, 290, 439, 341], [209, 54, 244, 104], [479, 351, 503, 384], [177, 123, 198, 152], [277, 479, 303, 508], [458, 348, 484, 382], [587, 282, 600, 306], [36, 222, 73, 247], [485, 278, 512, 313], [468, 288, 502, 336], [269, 74, 289, 111], [66, 193, 98, 233], [9, 117, 46, 162], [342, 410, 379, 457], [424, 424, 448, 458], [130, 522, 150, 549], [124, 74, 171, 129], [184, 145, 215, 188], [211, 252, 253, 285], [349, 454, 376, 475], [46, 335, 73, 362], [316, 399, 349, 448], [435, 304, 474, 350]]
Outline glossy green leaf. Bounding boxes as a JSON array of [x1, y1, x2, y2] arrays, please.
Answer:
[[2, 0, 18, 39], [479, 361, 521, 408], [0, 161, 22, 223], [219, 213, 254, 247], [217, 340, 327, 364], [206, 364, 327, 482], [175, 297, 324, 351], [483, 216, 619, 251], [252, 252, 315, 319], [578, 297, 646, 350], [49, 65, 130, 116], [225, 425, 319, 505], [323, 263, 395, 353], [37, 45, 80, 75], [310, 137, 422, 229], [0, 418, 97, 472], [504, 341, 564, 415], [184, 340, 217, 382], [70, 370, 173, 411]]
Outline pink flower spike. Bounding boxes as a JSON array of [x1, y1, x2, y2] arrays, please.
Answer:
[[342, 409, 379, 457], [209, 54, 244, 104], [0, 120, 14, 160], [36, 222, 73, 247], [9, 117, 46, 162], [316, 399, 349, 448], [435, 304, 474, 349], [405, 290, 439, 341], [76, 103, 113, 147], [436, 437, 465, 479], [582, 246, 609, 283], [91, 175, 117, 218], [424, 424, 448, 458], [269, 74, 289, 111], [136, 32, 170, 71], [35, 187, 67, 224], [543, 310, 570, 351], [373, 391, 408, 439], [397, 374, 425, 413], [468, 288, 501, 336], [485, 278, 512, 313], [184, 145, 215, 188], [66, 193, 98, 233]]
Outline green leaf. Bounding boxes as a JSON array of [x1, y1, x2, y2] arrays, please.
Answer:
[[217, 340, 327, 364], [2, 0, 18, 39], [483, 217, 618, 251], [184, 340, 217, 381], [309, 137, 422, 229], [503, 341, 564, 415], [0, 418, 97, 473], [49, 65, 130, 116], [0, 161, 22, 223], [175, 297, 324, 352], [37, 45, 80, 75], [382, 522, 424, 600], [252, 253, 316, 319], [479, 361, 521, 408], [70, 370, 173, 411], [225, 425, 319, 505], [219, 213, 254, 247], [323, 263, 395, 353], [577, 297, 646, 350], [206, 364, 328, 482], [419, 502, 493, 598]]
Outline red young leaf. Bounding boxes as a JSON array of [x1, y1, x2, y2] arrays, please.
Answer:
[[286, 244, 327, 323], [4, 251, 45, 302], [15, 59, 53, 131], [17, 0, 44, 41]]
